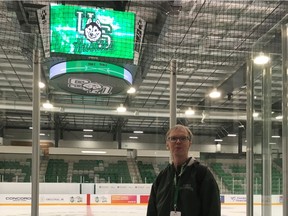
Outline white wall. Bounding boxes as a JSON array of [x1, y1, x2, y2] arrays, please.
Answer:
[[59, 140, 118, 149], [4, 128, 271, 154], [0, 146, 32, 154], [49, 147, 127, 156], [1, 139, 244, 154], [0, 182, 80, 194]]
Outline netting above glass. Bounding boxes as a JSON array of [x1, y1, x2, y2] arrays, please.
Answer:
[[0, 0, 286, 134]]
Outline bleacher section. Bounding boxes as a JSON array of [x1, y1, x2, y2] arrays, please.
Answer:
[[272, 165, 282, 194], [0, 158, 31, 182], [71, 159, 131, 183], [45, 159, 68, 182], [0, 154, 284, 195], [156, 161, 169, 173], [137, 161, 156, 183], [208, 158, 283, 195]]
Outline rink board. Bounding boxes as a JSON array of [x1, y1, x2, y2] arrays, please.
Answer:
[[0, 194, 283, 206]]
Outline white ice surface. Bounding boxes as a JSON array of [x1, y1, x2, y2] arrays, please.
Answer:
[[0, 204, 283, 216]]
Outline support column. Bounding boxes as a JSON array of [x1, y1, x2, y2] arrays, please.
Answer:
[[170, 59, 177, 128], [262, 63, 272, 216], [117, 126, 122, 149], [31, 48, 41, 216], [0, 126, 4, 146], [238, 126, 244, 154], [246, 58, 254, 216], [281, 23, 288, 216], [116, 118, 124, 149], [54, 114, 60, 148]]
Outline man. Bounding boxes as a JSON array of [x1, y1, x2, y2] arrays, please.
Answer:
[[146, 124, 221, 216]]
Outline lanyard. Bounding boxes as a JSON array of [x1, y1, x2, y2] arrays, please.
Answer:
[[173, 163, 188, 211]]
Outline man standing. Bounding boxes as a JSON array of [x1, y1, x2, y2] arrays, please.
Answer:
[[147, 124, 221, 216]]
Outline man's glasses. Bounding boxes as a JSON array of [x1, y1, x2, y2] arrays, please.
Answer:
[[167, 136, 190, 143]]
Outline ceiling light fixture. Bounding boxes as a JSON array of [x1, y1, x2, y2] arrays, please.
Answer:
[[227, 134, 237, 137], [81, 151, 106, 154], [42, 100, 54, 109], [214, 139, 223, 142], [117, 104, 127, 112], [133, 131, 143, 134], [129, 136, 138, 139], [185, 107, 195, 116], [83, 134, 93, 138], [39, 82, 45, 88], [253, 112, 259, 117], [83, 129, 93, 132], [127, 87, 136, 94], [253, 53, 270, 65], [209, 89, 221, 98]]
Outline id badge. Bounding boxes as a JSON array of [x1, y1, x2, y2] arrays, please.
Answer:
[[170, 211, 181, 216]]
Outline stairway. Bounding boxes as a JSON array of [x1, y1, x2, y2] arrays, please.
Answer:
[[127, 158, 142, 183]]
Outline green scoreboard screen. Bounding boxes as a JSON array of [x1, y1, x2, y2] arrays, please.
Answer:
[[50, 4, 135, 59]]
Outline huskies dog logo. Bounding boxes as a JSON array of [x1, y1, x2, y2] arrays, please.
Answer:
[[84, 18, 102, 42], [75, 11, 112, 49]]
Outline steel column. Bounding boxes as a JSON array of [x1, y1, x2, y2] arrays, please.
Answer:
[[262, 64, 272, 216], [246, 58, 254, 216], [170, 59, 177, 128], [281, 23, 288, 216], [31, 48, 41, 216]]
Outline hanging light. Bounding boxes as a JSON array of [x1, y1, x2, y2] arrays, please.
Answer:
[[253, 112, 259, 117], [185, 107, 195, 116], [117, 104, 127, 112], [42, 100, 53, 109], [209, 89, 221, 98], [253, 53, 270, 65], [39, 82, 45, 88], [127, 87, 136, 94]]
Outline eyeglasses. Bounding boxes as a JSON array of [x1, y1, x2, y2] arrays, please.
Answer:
[[167, 136, 190, 143]]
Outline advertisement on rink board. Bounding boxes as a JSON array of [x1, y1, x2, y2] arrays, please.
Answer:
[[0, 182, 283, 206], [0, 194, 149, 205], [0, 194, 284, 205], [95, 183, 152, 194], [0, 194, 86, 205], [92, 194, 111, 204], [0, 195, 31, 203], [90, 194, 149, 205]]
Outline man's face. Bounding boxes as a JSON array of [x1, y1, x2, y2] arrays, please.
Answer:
[[166, 128, 191, 158]]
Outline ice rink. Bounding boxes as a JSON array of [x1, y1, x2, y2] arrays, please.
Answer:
[[0, 204, 282, 216]]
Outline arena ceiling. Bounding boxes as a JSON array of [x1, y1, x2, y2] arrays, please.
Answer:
[[0, 1, 287, 141]]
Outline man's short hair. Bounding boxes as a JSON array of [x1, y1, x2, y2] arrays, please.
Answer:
[[166, 124, 193, 140]]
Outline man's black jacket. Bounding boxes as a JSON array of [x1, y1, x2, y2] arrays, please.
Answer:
[[146, 158, 221, 216]]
